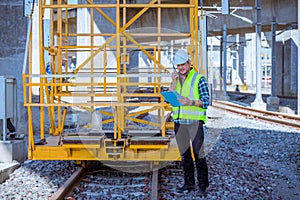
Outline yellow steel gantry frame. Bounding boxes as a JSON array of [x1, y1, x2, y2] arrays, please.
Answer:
[[23, 0, 199, 161]]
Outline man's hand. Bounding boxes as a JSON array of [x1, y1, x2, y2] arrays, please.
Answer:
[[169, 71, 180, 91], [172, 71, 179, 82], [178, 96, 193, 106]]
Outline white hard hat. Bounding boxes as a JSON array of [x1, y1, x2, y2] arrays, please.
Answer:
[[173, 49, 189, 65], [71, 55, 76, 59]]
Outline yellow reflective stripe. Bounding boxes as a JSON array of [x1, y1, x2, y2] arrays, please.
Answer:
[[189, 73, 198, 99], [173, 109, 206, 116]]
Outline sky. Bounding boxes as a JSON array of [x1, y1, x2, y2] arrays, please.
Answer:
[[68, 0, 77, 4]]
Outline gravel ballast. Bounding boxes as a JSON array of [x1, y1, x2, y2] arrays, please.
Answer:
[[0, 107, 299, 199]]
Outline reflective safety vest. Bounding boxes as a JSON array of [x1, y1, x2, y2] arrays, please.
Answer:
[[172, 68, 207, 123]]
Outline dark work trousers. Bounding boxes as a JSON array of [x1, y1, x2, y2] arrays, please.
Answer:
[[174, 121, 209, 188]]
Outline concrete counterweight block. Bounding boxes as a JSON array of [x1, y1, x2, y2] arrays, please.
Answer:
[[0, 140, 27, 163]]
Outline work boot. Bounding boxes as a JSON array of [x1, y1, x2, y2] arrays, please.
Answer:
[[198, 185, 207, 197], [176, 184, 195, 193], [195, 157, 209, 189]]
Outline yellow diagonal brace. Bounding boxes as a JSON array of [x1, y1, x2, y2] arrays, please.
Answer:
[[121, 0, 157, 31], [73, 35, 116, 74], [122, 32, 169, 73], [86, 0, 116, 27], [125, 116, 160, 128], [74, 0, 158, 75], [99, 110, 114, 117], [127, 106, 159, 117]]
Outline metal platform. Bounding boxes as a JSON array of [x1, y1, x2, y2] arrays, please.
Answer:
[[30, 133, 180, 161]]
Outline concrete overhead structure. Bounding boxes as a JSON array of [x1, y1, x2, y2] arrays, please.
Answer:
[[121, 0, 297, 35], [202, 0, 297, 35]]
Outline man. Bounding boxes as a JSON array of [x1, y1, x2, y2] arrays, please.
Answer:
[[169, 49, 210, 196]]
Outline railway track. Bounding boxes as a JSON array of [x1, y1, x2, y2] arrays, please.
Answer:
[[212, 100, 300, 129], [49, 161, 162, 200], [48, 161, 193, 200], [49, 166, 87, 200]]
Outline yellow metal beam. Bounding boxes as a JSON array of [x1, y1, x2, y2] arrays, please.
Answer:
[[30, 144, 181, 161]]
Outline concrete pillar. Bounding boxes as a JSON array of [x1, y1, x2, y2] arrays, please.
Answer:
[[231, 34, 243, 87], [238, 34, 245, 84], [244, 33, 255, 87], [0, 140, 27, 163], [221, 24, 230, 100], [267, 16, 279, 110], [198, 12, 207, 76], [275, 42, 284, 96], [0, 1, 29, 134], [298, 0, 300, 115], [220, 36, 223, 93], [32, 3, 40, 95], [251, 0, 266, 110]]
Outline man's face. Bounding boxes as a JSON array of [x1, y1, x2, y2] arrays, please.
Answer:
[[177, 61, 190, 76]]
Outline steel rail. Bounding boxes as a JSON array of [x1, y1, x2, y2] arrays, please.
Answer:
[[212, 100, 300, 129], [151, 169, 159, 200], [49, 166, 86, 200]]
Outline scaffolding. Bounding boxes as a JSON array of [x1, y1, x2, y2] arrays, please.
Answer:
[[23, 0, 200, 161]]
